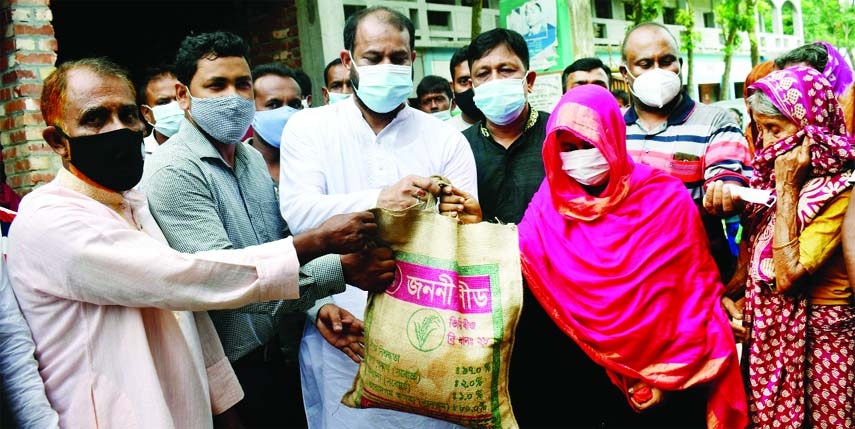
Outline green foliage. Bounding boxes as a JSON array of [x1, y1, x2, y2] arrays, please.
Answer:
[[625, 0, 663, 26], [715, 0, 755, 56], [802, 0, 855, 54], [676, 5, 700, 51]]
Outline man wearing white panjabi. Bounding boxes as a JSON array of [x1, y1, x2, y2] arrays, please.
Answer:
[[279, 6, 478, 429]]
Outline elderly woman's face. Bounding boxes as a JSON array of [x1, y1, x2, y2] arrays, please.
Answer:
[[754, 112, 799, 149]]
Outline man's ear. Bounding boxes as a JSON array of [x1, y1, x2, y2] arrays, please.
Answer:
[[306, 94, 313, 108], [451, 98, 457, 111], [322, 87, 330, 105], [139, 105, 155, 126], [42, 126, 68, 158], [340, 50, 351, 69], [176, 83, 191, 111], [525, 70, 537, 93], [619, 64, 628, 80]]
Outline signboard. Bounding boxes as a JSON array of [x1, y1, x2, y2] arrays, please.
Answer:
[[500, 0, 572, 73]]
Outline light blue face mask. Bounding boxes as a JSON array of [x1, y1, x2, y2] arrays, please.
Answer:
[[251, 105, 299, 148], [188, 92, 255, 145], [472, 76, 528, 126], [327, 92, 352, 105], [431, 109, 452, 121], [351, 58, 413, 114], [149, 100, 184, 138]]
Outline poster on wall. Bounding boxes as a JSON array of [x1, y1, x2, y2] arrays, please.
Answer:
[[528, 72, 563, 114], [502, 0, 566, 72]]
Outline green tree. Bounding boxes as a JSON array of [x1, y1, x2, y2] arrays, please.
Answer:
[[625, 0, 663, 26], [802, 0, 855, 65], [716, 0, 754, 99], [471, 0, 482, 39], [676, 4, 700, 95], [745, 0, 760, 66]]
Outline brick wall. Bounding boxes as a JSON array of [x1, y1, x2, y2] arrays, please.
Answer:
[[0, 0, 59, 196], [246, 0, 302, 69]]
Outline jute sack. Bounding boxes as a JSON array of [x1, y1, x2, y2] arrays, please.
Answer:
[[341, 178, 522, 429]]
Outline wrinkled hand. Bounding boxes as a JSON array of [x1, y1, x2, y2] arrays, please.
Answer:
[[377, 175, 441, 211], [774, 139, 811, 187], [627, 381, 664, 412], [721, 296, 748, 343], [439, 185, 482, 224], [316, 304, 366, 363], [315, 211, 377, 255], [703, 180, 746, 217], [341, 246, 396, 293]]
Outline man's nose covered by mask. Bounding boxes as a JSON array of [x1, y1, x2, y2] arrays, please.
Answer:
[[61, 127, 146, 192], [626, 68, 682, 109]]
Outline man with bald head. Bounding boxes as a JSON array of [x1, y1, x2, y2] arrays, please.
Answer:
[[620, 22, 750, 285]]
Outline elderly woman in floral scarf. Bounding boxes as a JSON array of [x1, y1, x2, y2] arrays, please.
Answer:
[[744, 65, 855, 428]]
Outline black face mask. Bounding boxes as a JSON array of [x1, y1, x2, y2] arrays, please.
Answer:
[[59, 127, 145, 192], [453, 89, 484, 121]]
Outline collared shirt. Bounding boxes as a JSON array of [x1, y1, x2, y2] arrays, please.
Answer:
[[462, 107, 549, 224], [279, 97, 476, 429], [624, 93, 751, 203], [7, 168, 302, 428], [447, 112, 475, 132], [142, 120, 345, 361]]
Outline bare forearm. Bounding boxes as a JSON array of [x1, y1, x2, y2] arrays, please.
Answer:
[[773, 186, 806, 292]]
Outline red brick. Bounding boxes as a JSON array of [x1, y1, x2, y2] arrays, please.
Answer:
[[15, 52, 55, 66], [13, 23, 54, 36], [9, 129, 27, 143], [14, 83, 41, 97], [0, 88, 12, 103], [2, 40, 15, 53], [4, 99, 27, 115]]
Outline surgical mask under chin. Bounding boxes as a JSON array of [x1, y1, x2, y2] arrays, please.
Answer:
[[252, 105, 299, 148], [560, 147, 610, 186], [328, 92, 351, 105], [431, 109, 452, 121], [626, 68, 682, 109], [351, 59, 413, 114], [149, 101, 184, 138], [188, 92, 255, 144], [60, 127, 145, 192], [472, 77, 528, 126]]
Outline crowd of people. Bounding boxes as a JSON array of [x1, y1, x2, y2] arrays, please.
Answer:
[[1, 5, 855, 429]]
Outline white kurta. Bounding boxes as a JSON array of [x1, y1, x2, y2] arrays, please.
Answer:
[[280, 98, 478, 429]]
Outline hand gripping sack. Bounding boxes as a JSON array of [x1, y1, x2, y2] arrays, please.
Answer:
[[341, 177, 522, 428]]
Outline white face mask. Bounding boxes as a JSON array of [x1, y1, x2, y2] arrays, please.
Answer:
[[431, 109, 452, 121], [559, 147, 610, 186], [625, 68, 682, 109]]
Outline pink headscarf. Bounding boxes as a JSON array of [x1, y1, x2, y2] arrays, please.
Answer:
[[518, 85, 747, 429], [815, 41, 853, 97]]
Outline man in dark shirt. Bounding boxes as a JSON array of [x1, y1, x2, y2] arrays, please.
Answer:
[[462, 28, 549, 224]]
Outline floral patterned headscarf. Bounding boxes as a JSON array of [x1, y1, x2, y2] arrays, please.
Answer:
[[748, 66, 855, 190]]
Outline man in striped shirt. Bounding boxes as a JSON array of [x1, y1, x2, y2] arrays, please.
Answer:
[[620, 22, 751, 284]]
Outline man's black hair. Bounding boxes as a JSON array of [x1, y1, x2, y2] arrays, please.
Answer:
[[449, 45, 469, 79], [293, 68, 312, 99], [324, 58, 343, 87], [467, 28, 530, 71], [135, 64, 176, 106], [562, 57, 612, 90], [416, 75, 452, 100], [343, 6, 415, 52], [174, 31, 250, 85]]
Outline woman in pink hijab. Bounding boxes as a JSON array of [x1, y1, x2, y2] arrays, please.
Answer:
[[441, 84, 747, 428]]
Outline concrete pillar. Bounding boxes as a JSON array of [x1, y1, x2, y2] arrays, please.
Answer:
[[296, 0, 347, 104]]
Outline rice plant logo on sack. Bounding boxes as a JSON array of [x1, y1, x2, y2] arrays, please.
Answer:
[[406, 309, 445, 352]]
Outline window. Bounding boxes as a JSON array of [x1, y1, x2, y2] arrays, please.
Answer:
[[782, 1, 795, 35], [663, 7, 676, 24], [703, 12, 716, 28], [594, 0, 613, 19]]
